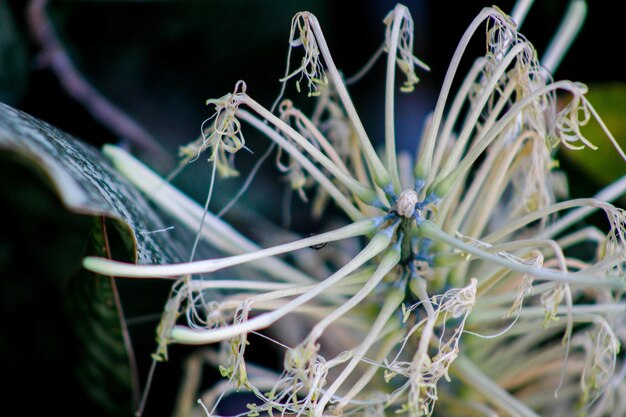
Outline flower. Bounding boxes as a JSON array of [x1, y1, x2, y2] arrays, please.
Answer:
[[84, 2, 626, 417]]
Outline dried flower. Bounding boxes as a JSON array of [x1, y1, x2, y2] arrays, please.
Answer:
[[84, 2, 626, 417]]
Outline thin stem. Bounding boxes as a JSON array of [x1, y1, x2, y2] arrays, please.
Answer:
[[446, 129, 529, 235], [345, 44, 385, 85], [308, 241, 401, 343], [583, 97, 626, 162], [314, 285, 404, 414], [245, 98, 367, 194], [471, 236, 568, 292], [556, 227, 604, 250], [485, 198, 615, 244], [469, 254, 620, 290], [384, 6, 406, 193], [538, 175, 626, 239], [497, 345, 569, 390], [440, 43, 526, 178], [102, 145, 315, 284], [407, 276, 437, 382], [415, 7, 504, 182], [241, 98, 378, 206], [510, 0, 535, 29], [418, 220, 625, 288], [237, 109, 365, 219], [429, 58, 486, 180], [470, 303, 626, 324], [336, 330, 404, 410], [83, 217, 378, 278], [281, 107, 350, 174], [307, 13, 391, 189], [217, 142, 276, 218], [431, 81, 581, 198], [189, 147, 218, 261], [540, 0, 587, 76], [460, 132, 535, 239], [435, 80, 517, 228], [187, 279, 295, 292], [339, 127, 371, 188], [171, 226, 396, 344], [452, 355, 542, 417], [490, 238, 567, 271], [213, 269, 377, 313]]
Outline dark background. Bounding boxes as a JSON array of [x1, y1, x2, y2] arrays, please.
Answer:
[[4, 0, 624, 205], [5, 0, 624, 162], [1, 1, 624, 416]]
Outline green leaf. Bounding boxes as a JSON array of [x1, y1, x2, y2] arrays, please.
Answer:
[[0, 101, 187, 415]]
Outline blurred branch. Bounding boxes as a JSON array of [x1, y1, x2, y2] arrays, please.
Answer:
[[27, 0, 169, 161]]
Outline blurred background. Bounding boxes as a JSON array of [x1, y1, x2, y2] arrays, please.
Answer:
[[1, 1, 625, 416]]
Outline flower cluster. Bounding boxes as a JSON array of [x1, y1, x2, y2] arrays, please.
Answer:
[[85, 2, 626, 417]]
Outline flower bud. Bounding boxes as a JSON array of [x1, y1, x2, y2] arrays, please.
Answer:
[[397, 189, 419, 218]]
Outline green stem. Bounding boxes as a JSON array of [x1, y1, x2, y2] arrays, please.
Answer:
[[428, 58, 486, 181], [510, 0, 535, 29], [283, 108, 350, 174], [171, 226, 396, 344], [307, 13, 391, 189], [485, 198, 615, 244], [469, 303, 626, 324], [414, 7, 505, 182], [308, 243, 401, 342], [336, 329, 404, 410], [384, 6, 406, 193], [83, 218, 377, 278], [452, 355, 542, 417], [102, 145, 314, 284], [241, 98, 378, 204], [540, 0, 586, 75], [314, 283, 405, 414], [439, 43, 526, 179], [418, 220, 625, 288], [430, 81, 583, 198]]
